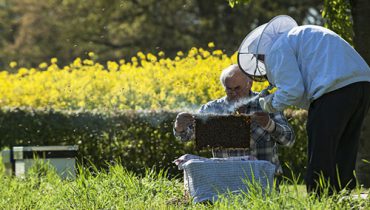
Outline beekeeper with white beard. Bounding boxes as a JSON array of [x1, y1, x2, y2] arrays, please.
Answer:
[[238, 15, 370, 196]]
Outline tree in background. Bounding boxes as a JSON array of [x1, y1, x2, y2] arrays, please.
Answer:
[[0, 0, 322, 69], [350, 0, 370, 188]]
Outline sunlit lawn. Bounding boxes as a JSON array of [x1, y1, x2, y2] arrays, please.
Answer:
[[0, 162, 368, 209]]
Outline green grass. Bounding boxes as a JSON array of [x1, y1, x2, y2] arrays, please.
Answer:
[[0, 162, 368, 210]]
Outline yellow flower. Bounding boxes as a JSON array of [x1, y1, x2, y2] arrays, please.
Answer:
[[83, 59, 94, 65], [231, 52, 238, 63], [88, 52, 95, 57], [201, 50, 211, 58], [188, 47, 198, 57], [29, 68, 36, 74], [208, 42, 215, 48], [158, 51, 165, 57], [177, 51, 184, 57], [107, 61, 119, 72], [72, 58, 82, 67], [51, 58, 58, 64], [0, 46, 236, 111], [212, 50, 223, 56], [147, 53, 157, 62], [62, 66, 71, 71], [39, 62, 48, 69], [78, 101, 85, 107], [9, 61, 17, 68], [17, 68, 29, 76], [137, 52, 146, 60], [131, 57, 138, 63]]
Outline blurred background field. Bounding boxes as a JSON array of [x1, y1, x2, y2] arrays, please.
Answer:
[[0, 1, 369, 207]]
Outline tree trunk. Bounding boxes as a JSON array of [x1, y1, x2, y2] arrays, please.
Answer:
[[351, 0, 370, 188]]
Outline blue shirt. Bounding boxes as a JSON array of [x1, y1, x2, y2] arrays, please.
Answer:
[[266, 25, 370, 110]]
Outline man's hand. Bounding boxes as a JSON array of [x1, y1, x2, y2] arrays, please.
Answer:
[[251, 111, 276, 132], [251, 111, 270, 128], [259, 94, 277, 113], [174, 112, 195, 132]]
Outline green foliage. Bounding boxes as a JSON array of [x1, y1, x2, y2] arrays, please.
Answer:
[[228, 0, 251, 8], [229, 0, 353, 44], [0, 0, 323, 68], [322, 0, 354, 45], [280, 109, 308, 181]]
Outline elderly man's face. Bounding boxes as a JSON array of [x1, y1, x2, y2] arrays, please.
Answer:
[[224, 72, 252, 102]]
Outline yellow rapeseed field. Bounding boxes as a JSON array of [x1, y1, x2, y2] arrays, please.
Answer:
[[0, 44, 269, 111]]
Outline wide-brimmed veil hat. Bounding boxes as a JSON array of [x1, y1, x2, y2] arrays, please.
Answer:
[[237, 15, 298, 82]]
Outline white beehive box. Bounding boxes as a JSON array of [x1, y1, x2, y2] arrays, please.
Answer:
[[12, 145, 78, 179]]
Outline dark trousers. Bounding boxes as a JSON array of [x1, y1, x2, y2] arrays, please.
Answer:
[[306, 82, 370, 195]]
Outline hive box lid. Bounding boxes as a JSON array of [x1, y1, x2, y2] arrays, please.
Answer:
[[13, 145, 78, 160]]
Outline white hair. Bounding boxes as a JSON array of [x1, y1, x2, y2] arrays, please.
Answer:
[[220, 64, 249, 87]]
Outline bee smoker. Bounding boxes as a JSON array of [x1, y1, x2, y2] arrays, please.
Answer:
[[258, 84, 274, 97]]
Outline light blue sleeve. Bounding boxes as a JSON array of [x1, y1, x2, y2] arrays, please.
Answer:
[[267, 47, 306, 110]]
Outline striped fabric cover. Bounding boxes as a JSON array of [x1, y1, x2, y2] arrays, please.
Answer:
[[182, 159, 276, 203]]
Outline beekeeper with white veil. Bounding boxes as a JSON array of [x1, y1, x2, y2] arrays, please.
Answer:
[[238, 15, 370, 196]]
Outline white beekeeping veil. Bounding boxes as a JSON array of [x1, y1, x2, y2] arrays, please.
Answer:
[[237, 15, 298, 82]]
